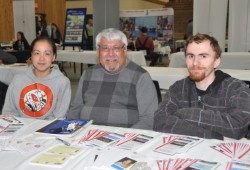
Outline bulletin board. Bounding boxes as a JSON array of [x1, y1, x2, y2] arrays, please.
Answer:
[[120, 8, 174, 49], [63, 8, 86, 46]]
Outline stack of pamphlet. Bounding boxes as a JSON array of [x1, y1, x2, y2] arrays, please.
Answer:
[[211, 142, 250, 170], [79, 129, 155, 150], [155, 159, 220, 170], [0, 116, 24, 137], [153, 135, 204, 155]]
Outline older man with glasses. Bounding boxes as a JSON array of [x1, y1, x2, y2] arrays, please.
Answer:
[[68, 28, 158, 130]]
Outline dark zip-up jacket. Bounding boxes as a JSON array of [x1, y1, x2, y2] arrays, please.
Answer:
[[154, 70, 250, 140]]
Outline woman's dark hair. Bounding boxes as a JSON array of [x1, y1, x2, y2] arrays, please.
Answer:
[[18, 31, 27, 41], [140, 27, 148, 33], [30, 36, 57, 57]]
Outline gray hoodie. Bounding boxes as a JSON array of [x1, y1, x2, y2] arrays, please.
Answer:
[[2, 65, 71, 120]]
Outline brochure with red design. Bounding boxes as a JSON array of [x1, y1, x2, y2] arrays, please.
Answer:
[[156, 159, 220, 170], [79, 129, 125, 147], [35, 118, 93, 138], [153, 135, 203, 155], [111, 133, 154, 150], [226, 161, 250, 170], [210, 142, 250, 160]]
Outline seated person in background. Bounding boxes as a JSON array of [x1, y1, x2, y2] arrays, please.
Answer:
[[0, 81, 8, 114], [13, 31, 30, 50], [123, 30, 135, 51], [135, 27, 158, 66], [0, 50, 17, 113], [51, 23, 63, 46], [68, 28, 158, 130], [154, 33, 250, 140], [0, 49, 17, 64], [85, 18, 94, 50], [2, 36, 71, 120]]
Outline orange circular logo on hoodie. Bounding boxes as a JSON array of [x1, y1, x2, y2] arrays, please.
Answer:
[[19, 83, 53, 117]]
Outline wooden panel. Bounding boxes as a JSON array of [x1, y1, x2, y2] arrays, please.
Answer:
[[166, 0, 193, 43], [35, 0, 66, 36], [0, 0, 14, 42]]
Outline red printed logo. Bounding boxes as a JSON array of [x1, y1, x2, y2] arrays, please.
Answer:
[[19, 83, 53, 117]]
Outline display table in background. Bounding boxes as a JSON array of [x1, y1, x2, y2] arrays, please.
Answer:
[[56, 50, 147, 74], [169, 52, 250, 69], [0, 63, 28, 85], [143, 66, 250, 90], [56, 50, 146, 66]]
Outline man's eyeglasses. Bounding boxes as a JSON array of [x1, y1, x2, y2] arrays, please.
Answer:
[[98, 45, 125, 53]]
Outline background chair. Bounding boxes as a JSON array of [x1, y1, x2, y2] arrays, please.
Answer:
[[153, 80, 162, 103], [0, 81, 8, 114]]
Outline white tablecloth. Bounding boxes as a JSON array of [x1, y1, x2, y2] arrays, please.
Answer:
[[0, 64, 29, 85], [143, 66, 250, 90], [0, 117, 249, 170], [169, 52, 250, 69], [56, 50, 147, 66]]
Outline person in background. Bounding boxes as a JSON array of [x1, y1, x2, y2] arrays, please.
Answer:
[[135, 27, 159, 66], [2, 36, 71, 120], [13, 31, 30, 50], [184, 18, 193, 40], [85, 18, 93, 50], [0, 49, 17, 113], [51, 23, 63, 46], [123, 30, 135, 51], [40, 19, 52, 37], [36, 20, 42, 37], [154, 33, 250, 140], [68, 28, 158, 130]]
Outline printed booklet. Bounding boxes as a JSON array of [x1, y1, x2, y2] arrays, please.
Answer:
[[30, 144, 83, 166], [35, 118, 93, 138]]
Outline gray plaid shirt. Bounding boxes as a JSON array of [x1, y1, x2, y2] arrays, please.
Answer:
[[154, 70, 250, 140], [69, 60, 158, 130]]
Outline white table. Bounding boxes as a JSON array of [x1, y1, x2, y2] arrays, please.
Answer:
[[169, 52, 250, 69], [56, 50, 147, 66], [0, 64, 29, 85], [0, 117, 249, 170], [143, 66, 250, 90]]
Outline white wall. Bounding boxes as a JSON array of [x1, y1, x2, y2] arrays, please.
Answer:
[[228, 0, 250, 52], [193, 0, 228, 51], [13, 0, 36, 44]]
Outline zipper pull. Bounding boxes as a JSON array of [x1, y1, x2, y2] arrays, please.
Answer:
[[198, 96, 201, 102]]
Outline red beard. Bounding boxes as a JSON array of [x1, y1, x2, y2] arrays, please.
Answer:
[[188, 66, 206, 82]]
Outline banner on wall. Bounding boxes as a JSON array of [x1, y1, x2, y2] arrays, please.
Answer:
[[120, 8, 174, 48]]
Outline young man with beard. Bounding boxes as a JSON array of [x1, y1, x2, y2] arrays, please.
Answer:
[[68, 28, 158, 130], [154, 33, 250, 140]]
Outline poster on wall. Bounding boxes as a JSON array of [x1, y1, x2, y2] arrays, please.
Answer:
[[120, 8, 174, 49], [63, 8, 86, 46]]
